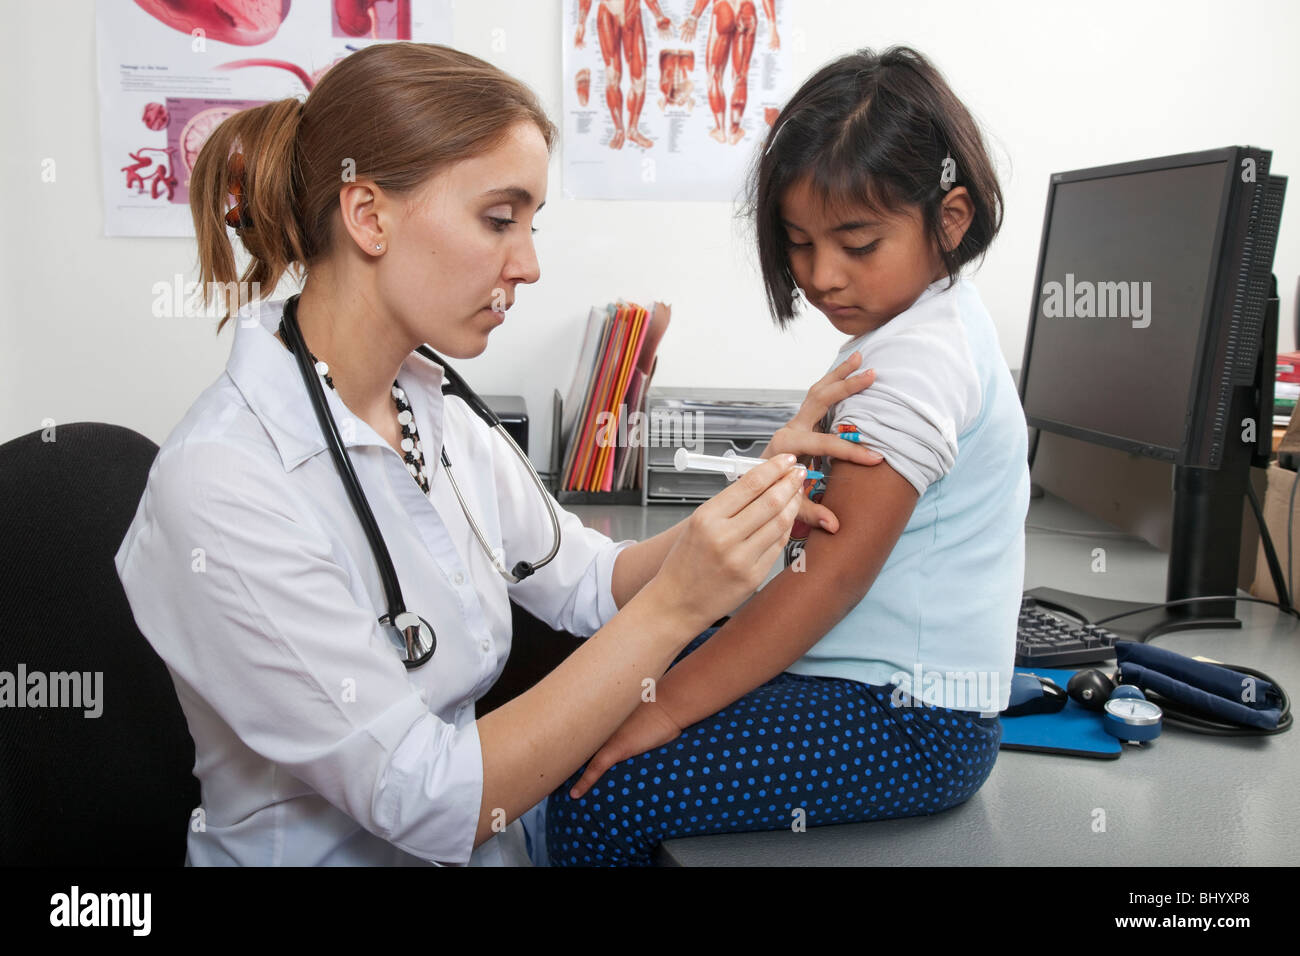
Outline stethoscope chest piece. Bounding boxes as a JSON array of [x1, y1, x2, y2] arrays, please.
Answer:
[[278, 293, 558, 673], [384, 611, 436, 669]]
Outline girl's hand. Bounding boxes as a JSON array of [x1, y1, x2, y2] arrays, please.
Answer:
[[761, 352, 884, 533], [567, 702, 682, 800], [651, 454, 806, 634]]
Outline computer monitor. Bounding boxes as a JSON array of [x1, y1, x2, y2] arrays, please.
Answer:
[[1019, 147, 1286, 639]]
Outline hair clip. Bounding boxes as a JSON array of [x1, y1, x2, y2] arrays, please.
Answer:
[[225, 152, 253, 230], [225, 198, 253, 231], [765, 119, 790, 157]]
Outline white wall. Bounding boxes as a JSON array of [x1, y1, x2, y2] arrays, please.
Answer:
[[4, 0, 1299, 470]]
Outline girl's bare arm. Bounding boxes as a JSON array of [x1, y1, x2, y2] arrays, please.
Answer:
[[649, 459, 919, 730]]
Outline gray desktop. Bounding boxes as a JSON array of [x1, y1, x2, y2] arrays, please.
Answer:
[[564, 495, 1299, 866]]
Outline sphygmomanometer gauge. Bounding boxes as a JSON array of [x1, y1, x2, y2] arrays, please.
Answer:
[[1103, 693, 1164, 744]]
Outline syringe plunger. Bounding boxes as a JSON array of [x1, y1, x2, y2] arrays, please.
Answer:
[[673, 447, 771, 481]]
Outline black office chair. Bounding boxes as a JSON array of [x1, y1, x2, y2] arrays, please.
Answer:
[[478, 605, 585, 716], [0, 423, 198, 866]]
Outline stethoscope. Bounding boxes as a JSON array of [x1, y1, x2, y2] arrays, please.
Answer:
[[279, 294, 562, 669]]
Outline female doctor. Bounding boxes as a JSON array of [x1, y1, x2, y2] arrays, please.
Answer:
[[113, 42, 884, 866]]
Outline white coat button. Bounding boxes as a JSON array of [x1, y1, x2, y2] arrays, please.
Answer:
[[480, 638, 491, 653], [453, 572, 465, 586]]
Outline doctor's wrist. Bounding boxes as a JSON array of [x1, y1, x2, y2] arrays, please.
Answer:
[[633, 576, 716, 647]]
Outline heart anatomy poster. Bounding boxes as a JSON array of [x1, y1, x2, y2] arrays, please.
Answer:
[[96, 0, 453, 237], [562, 0, 793, 201]]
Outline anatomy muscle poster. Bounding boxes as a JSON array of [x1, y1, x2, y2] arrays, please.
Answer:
[[96, 0, 453, 237], [562, 0, 792, 201]]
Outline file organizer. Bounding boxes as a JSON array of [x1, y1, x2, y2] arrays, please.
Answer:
[[641, 386, 806, 505]]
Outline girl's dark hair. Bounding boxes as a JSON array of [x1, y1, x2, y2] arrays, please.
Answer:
[[191, 43, 558, 333], [744, 46, 1003, 328]]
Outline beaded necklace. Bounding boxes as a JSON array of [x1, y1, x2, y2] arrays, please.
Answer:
[[276, 320, 429, 493]]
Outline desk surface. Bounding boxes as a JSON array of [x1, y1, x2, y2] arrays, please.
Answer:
[[565, 494, 1300, 866]]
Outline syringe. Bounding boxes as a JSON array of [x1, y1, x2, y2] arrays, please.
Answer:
[[674, 447, 824, 482]]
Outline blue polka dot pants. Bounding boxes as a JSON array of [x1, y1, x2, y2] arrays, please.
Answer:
[[545, 628, 1003, 866]]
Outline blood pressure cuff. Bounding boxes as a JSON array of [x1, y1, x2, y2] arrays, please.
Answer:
[[1114, 641, 1283, 730]]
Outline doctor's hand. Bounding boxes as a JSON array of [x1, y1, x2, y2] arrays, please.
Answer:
[[652, 454, 806, 634], [761, 351, 885, 534], [567, 700, 683, 800]]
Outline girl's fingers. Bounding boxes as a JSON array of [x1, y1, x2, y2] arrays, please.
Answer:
[[793, 357, 875, 430], [569, 760, 606, 800], [822, 351, 862, 384], [820, 433, 883, 463], [789, 357, 861, 428], [837, 366, 876, 401], [795, 496, 829, 533], [770, 433, 881, 466], [809, 501, 839, 534]]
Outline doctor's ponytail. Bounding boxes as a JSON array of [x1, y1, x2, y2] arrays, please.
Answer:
[[190, 43, 558, 333], [192, 96, 306, 332]]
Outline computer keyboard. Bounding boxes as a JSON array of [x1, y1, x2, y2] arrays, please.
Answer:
[[1016, 596, 1120, 667]]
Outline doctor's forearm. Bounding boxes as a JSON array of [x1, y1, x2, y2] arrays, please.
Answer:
[[473, 576, 705, 848], [609, 519, 687, 608], [655, 461, 919, 729], [654, 561, 864, 730]]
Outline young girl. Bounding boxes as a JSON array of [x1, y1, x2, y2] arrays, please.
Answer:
[[545, 46, 1030, 865]]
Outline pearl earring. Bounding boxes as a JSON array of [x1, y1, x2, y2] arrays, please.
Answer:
[[374, 243, 382, 250]]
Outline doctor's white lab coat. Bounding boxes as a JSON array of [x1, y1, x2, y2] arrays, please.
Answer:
[[114, 297, 635, 865]]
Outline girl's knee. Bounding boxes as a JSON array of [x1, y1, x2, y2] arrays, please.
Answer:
[[546, 760, 660, 864]]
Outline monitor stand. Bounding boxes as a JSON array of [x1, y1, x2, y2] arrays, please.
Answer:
[[1027, 417, 1261, 641]]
